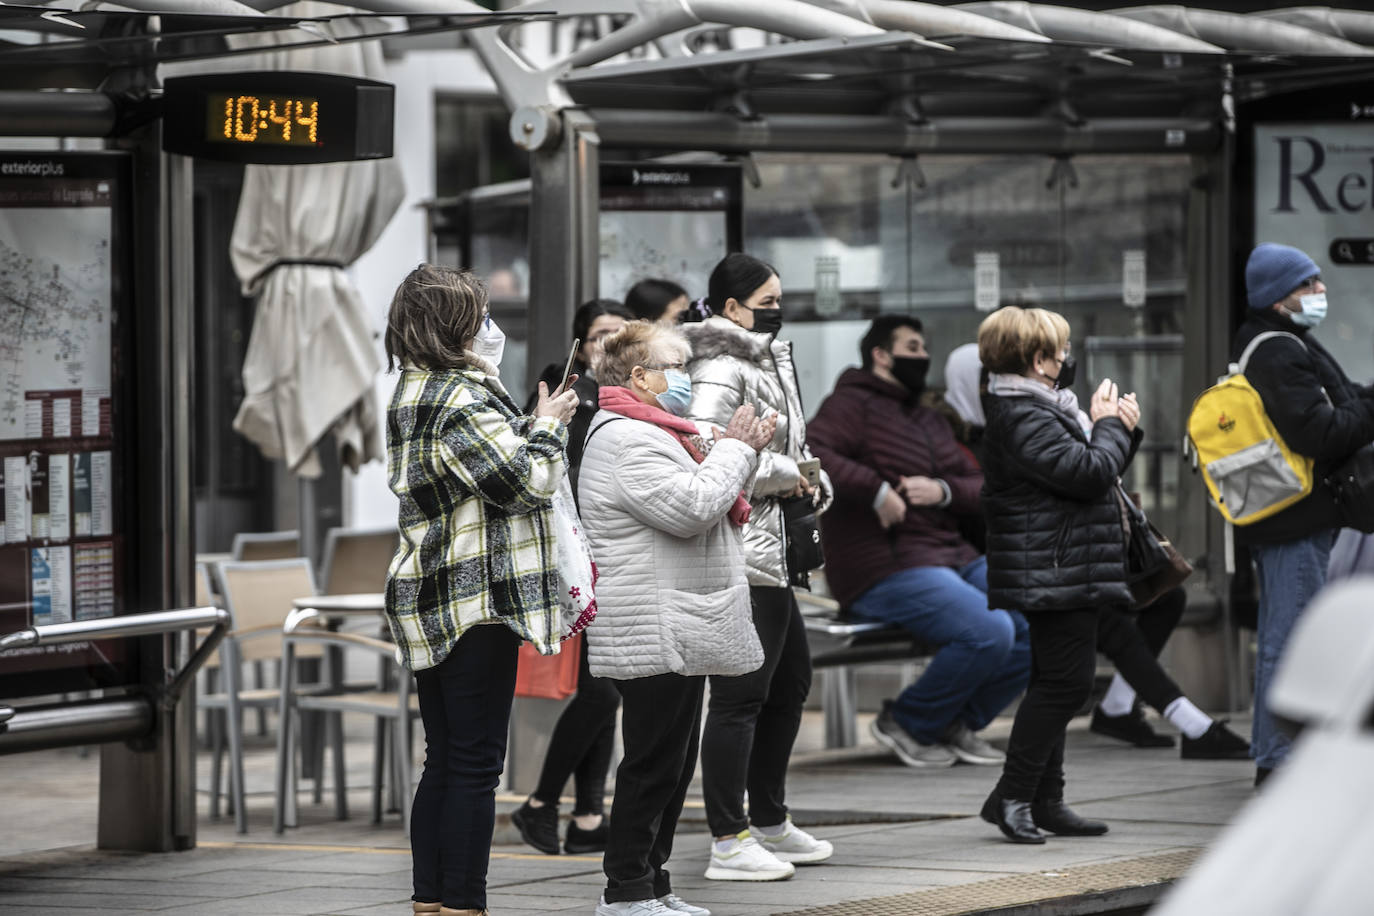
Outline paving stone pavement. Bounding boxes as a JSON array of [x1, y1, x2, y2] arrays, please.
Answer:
[[0, 710, 1257, 915]]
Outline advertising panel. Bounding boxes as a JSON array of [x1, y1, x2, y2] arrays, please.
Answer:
[[1253, 123, 1374, 384], [598, 162, 742, 302], [0, 152, 134, 698]]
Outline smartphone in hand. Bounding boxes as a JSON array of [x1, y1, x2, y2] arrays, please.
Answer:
[[797, 458, 822, 488], [557, 338, 581, 393]]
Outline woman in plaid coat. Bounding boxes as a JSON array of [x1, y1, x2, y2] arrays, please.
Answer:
[[382, 264, 579, 916]]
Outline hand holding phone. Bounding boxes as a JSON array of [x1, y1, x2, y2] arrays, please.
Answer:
[[797, 458, 822, 488], [556, 338, 581, 394]]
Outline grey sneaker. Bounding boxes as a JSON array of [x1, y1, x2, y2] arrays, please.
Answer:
[[870, 708, 957, 768], [596, 895, 677, 915], [943, 722, 1006, 765]]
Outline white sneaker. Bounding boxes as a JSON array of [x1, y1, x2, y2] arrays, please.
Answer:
[[703, 830, 796, 881], [596, 895, 677, 915], [755, 816, 834, 864], [659, 894, 711, 916]]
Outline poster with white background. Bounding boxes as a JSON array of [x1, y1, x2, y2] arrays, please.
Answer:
[[1254, 124, 1374, 383]]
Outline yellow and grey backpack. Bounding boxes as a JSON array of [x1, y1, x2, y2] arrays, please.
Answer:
[[1185, 331, 1314, 526]]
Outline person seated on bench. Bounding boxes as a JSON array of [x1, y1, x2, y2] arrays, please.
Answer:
[[941, 342, 1250, 760], [807, 316, 1030, 769]]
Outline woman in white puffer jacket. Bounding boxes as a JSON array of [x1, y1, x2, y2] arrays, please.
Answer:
[[578, 320, 774, 916], [682, 253, 836, 882]]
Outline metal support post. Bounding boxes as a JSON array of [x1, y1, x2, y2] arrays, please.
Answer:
[[525, 110, 600, 392], [97, 124, 199, 851], [821, 667, 858, 748]]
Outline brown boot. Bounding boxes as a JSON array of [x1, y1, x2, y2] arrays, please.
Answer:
[[412, 904, 441, 915], [438, 909, 487, 916]]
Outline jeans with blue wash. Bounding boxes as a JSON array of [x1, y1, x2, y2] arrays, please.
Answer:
[[1250, 530, 1334, 770], [850, 557, 1031, 745]]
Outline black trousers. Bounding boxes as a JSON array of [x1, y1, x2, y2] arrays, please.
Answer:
[[700, 586, 813, 837], [603, 673, 705, 903], [531, 637, 621, 815], [411, 624, 519, 910], [996, 608, 1098, 803], [1096, 587, 1188, 713]]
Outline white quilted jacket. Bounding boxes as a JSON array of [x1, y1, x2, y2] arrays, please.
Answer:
[[577, 410, 765, 680]]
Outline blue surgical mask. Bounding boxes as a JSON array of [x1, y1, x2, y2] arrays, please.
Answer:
[[1291, 293, 1327, 328], [655, 368, 693, 416]]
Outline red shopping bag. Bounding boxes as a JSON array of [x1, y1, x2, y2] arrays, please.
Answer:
[[514, 632, 581, 700]]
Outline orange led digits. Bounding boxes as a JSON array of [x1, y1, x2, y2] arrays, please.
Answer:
[[207, 92, 321, 147]]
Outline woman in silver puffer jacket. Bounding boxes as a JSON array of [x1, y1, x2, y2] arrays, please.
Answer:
[[683, 253, 836, 881]]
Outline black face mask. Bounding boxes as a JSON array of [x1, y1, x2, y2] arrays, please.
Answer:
[[749, 308, 783, 336], [890, 355, 931, 396], [1050, 354, 1077, 390]]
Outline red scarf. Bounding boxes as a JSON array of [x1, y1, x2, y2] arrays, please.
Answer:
[[598, 386, 751, 527]]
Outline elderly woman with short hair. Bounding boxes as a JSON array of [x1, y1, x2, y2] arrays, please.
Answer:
[[578, 320, 775, 916], [977, 306, 1140, 845]]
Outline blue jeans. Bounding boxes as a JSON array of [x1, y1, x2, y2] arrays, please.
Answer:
[[1250, 530, 1334, 769], [850, 558, 1031, 745]]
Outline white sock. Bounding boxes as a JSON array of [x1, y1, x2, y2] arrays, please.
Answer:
[[714, 836, 739, 853], [753, 821, 787, 838], [1164, 697, 1213, 740], [1098, 674, 1138, 717]]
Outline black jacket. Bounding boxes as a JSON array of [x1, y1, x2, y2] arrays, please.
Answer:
[[981, 393, 1137, 612], [524, 359, 599, 481], [1231, 310, 1374, 545]]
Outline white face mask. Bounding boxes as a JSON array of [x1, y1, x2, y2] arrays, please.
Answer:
[[472, 314, 506, 367], [1291, 293, 1328, 329]]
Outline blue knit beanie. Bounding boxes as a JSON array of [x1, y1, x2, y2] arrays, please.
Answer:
[[1246, 243, 1319, 310]]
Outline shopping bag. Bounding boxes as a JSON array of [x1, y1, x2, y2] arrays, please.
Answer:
[[515, 632, 581, 700]]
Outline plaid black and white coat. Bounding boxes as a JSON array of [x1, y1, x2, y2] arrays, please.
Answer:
[[384, 361, 568, 671]]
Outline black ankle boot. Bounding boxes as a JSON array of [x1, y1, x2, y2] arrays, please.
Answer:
[[1031, 799, 1108, 836], [980, 790, 1045, 844]]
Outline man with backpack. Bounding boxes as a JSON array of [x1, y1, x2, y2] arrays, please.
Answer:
[[1232, 243, 1374, 786]]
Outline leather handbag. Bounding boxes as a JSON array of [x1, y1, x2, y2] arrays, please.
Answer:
[[1326, 443, 1374, 534], [781, 495, 824, 589], [1117, 484, 1193, 610]]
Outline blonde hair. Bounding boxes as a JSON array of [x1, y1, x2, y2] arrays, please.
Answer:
[[977, 307, 1071, 375], [384, 264, 487, 371], [593, 320, 691, 388]]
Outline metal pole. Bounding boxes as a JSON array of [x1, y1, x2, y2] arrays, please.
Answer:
[[525, 109, 600, 393], [586, 110, 1223, 155], [0, 698, 153, 755], [0, 91, 119, 136]]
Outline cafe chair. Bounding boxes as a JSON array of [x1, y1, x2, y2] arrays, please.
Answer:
[[274, 603, 420, 835], [201, 557, 327, 833], [319, 526, 399, 596], [231, 529, 302, 562]]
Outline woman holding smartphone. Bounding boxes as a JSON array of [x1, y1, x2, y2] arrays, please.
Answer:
[[682, 253, 834, 881]]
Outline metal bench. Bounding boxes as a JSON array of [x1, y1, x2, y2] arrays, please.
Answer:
[[797, 591, 933, 748]]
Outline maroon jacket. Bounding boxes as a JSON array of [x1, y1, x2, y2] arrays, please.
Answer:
[[807, 368, 981, 607]]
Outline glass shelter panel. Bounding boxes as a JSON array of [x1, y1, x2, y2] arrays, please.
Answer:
[[745, 153, 1191, 536]]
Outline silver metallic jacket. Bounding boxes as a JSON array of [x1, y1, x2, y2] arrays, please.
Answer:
[[683, 316, 833, 588]]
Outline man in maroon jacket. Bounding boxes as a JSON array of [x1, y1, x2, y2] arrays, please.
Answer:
[[808, 316, 1030, 768]]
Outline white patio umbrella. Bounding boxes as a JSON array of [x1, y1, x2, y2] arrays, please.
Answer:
[[228, 1, 403, 478]]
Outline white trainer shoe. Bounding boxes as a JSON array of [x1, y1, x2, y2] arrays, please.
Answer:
[[703, 830, 796, 881], [659, 894, 711, 915], [596, 895, 677, 915], [755, 816, 834, 864]]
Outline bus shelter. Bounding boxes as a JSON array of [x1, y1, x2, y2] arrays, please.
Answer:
[[437, 0, 1374, 712], [0, 0, 546, 851]]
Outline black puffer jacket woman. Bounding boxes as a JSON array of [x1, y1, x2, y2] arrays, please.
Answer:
[[981, 395, 1137, 612], [975, 305, 1141, 848]]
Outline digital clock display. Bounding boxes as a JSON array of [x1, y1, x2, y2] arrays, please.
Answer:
[[208, 93, 321, 147], [162, 72, 394, 164]]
